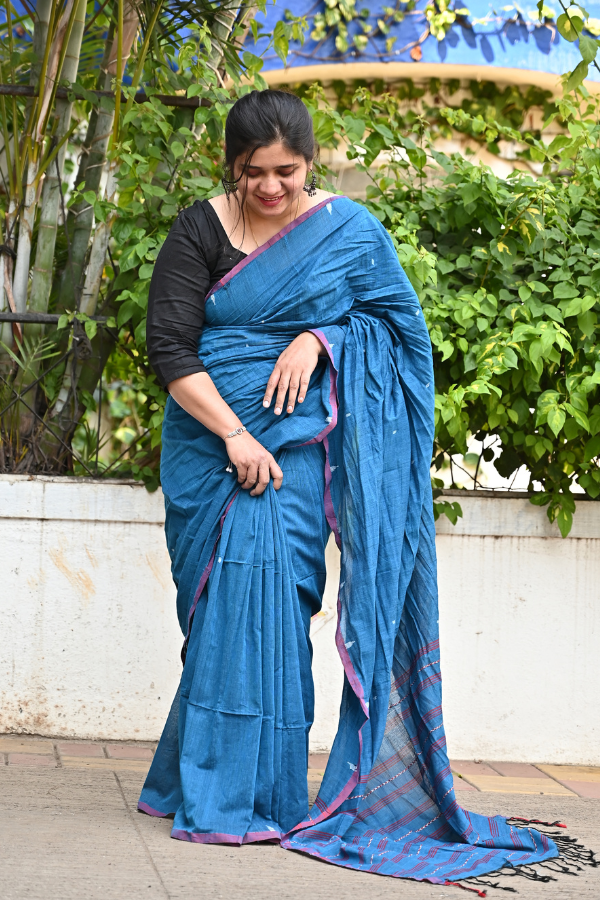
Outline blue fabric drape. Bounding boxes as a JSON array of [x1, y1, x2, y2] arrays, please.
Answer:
[[139, 196, 558, 882]]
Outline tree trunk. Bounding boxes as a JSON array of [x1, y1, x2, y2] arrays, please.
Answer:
[[29, 0, 87, 321], [11, 0, 77, 313], [0, 200, 17, 348], [31, 0, 53, 81], [11, 162, 37, 312], [56, 4, 139, 312]]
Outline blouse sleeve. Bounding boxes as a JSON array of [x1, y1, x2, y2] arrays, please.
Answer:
[[146, 209, 210, 391]]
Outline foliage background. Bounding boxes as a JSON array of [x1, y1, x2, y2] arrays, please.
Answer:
[[2, 1, 600, 537]]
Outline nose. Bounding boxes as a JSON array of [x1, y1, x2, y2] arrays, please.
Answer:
[[257, 173, 283, 196]]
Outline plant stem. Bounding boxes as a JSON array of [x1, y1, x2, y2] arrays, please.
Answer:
[[121, 1, 164, 124], [112, 0, 123, 149]]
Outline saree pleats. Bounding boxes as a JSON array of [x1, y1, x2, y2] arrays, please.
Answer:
[[140, 196, 558, 880]]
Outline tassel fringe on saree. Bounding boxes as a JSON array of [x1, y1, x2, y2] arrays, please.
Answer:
[[139, 196, 561, 886]]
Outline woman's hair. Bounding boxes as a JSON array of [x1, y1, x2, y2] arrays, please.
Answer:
[[224, 89, 315, 179]]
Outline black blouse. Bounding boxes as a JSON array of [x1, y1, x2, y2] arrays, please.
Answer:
[[147, 199, 246, 390]]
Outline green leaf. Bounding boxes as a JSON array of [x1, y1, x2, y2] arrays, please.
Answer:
[[530, 492, 551, 507], [170, 140, 184, 159], [342, 115, 366, 142], [82, 319, 96, 341], [273, 21, 289, 64], [519, 284, 532, 301], [547, 406, 566, 437], [437, 258, 455, 275], [578, 309, 597, 336], [553, 282, 579, 300], [242, 51, 263, 72], [563, 294, 596, 317], [547, 134, 573, 155], [439, 341, 454, 361], [584, 435, 600, 461], [563, 403, 590, 431], [433, 500, 463, 525], [564, 59, 589, 92], [141, 183, 167, 198], [117, 299, 137, 327], [138, 263, 154, 280], [556, 506, 573, 538], [578, 34, 599, 63], [557, 12, 584, 41], [530, 280, 549, 294]]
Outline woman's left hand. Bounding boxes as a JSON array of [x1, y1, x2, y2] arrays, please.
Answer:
[[263, 331, 326, 415]]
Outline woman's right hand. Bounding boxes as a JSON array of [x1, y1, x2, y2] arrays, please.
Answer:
[[225, 431, 283, 496]]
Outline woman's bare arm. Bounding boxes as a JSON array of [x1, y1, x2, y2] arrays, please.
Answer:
[[168, 331, 325, 496], [168, 372, 283, 496]]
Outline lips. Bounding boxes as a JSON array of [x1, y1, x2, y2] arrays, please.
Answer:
[[257, 195, 284, 207]]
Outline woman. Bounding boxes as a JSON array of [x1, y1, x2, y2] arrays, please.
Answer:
[[139, 90, 558, 887]]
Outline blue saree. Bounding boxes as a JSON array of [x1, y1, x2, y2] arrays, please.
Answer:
[[139, 196, 558, 885]]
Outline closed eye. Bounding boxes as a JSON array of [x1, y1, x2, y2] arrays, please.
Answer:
[[245, 165, 298, 176]]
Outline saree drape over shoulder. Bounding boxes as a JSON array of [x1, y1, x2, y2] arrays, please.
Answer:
[[139, 196, 558, 884]]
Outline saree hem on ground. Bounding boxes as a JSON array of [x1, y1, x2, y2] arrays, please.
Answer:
[[139, 196, 559, 884]]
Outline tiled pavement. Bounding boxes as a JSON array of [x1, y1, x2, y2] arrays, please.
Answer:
[[2, 736, 599, 798], [2, 736, 599, 899]]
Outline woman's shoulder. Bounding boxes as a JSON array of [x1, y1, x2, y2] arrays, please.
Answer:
[[169, 198, 228, 248], [324, 194, 382, 229], [176, 197, 214, 229]]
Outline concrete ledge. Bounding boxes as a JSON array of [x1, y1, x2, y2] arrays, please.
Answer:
[[0, 474, 165, 523], [436, 490, 600, 538], [261, 62, 600, 96]]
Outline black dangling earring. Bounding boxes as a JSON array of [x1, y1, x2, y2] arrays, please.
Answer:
[[221, 170, 238, 197], [303, 169, 317, 197]]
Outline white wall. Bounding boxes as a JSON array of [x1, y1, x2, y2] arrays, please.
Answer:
[[1, 476, 598, 763], [0, 476, 181, 741]]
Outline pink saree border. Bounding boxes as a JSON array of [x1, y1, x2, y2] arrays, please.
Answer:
[[282, 329, 370, 841], [172, 828, 282, 845], [139, 803, 282, 844], [205, 195, 346, 301], [185, 491, 239, 638], [138, 801, 170, 818]]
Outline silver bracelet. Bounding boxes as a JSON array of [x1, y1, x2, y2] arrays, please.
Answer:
[[225, 426, 246, 439]]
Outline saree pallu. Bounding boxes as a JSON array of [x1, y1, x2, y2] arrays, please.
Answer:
[[139, 196, 558, 883]]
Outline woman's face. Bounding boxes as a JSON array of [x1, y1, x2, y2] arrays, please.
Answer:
[[233, 142, 310, 219]]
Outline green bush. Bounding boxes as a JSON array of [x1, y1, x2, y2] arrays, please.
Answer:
[[92, 46, 600, 537], [305, 85, 600, 536]]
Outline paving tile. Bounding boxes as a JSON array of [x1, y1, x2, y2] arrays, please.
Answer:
[[489, 762, 549, 778], [449, 759, 499, 777], [537, 764, 600, 783], [8, 754, 57, 767], [0, 737, 54, 754], [452, 776, 477, 792], [61, 756, 150, 772], [559, 781, 600, 799], [3, 767, 600, 900], [57, 742, 104, 758], [105, 745, 153, 760], [463, 775, 577, 796]]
